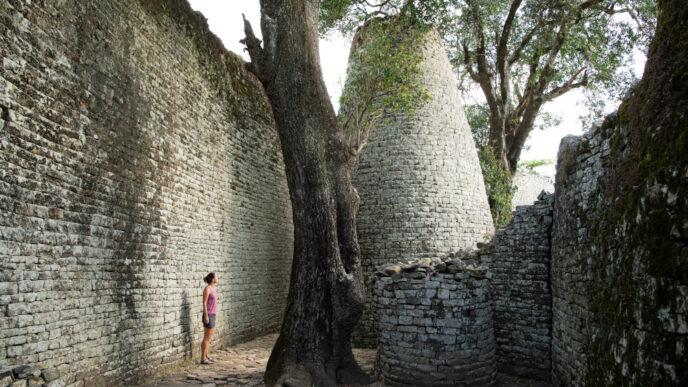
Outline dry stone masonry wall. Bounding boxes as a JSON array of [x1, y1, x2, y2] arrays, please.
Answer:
[[481, 192, 553, 380], [350, 27, 494, 347], [0, 0, 293, 384], [549, 5, 688, 383], [550, 132, 604, 385], [373, 256, 496, 386], [552, 114, 687, 385]]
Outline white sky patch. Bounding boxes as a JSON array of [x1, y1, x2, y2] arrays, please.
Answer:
[[188, 0, 646, 177]]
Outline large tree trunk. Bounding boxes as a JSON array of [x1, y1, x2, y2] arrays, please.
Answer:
[[241, 1, 372, 386]]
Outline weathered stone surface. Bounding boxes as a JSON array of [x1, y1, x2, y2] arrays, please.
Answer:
[[0, 368, 13, 379], [0, 0, 292, 384], [10, 367, 35, 381], [0, 373, 14, 387], [374, 256, 497, 386], [550, 10, 688, 380], [481, 193, 553, 381], [44, 380, 66, 387], [349, 27, 495, 347], [551, 107, 688, 385], [40, 368, 59, 383]]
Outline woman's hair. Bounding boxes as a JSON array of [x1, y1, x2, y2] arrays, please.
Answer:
[[204, 272, 216, 284]]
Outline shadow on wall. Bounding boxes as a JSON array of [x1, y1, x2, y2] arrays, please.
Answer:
[[181, 289, 194, 358], [71, 1, 172, 381]]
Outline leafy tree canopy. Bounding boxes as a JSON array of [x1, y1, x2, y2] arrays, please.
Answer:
[[322, 0, 657, 174]]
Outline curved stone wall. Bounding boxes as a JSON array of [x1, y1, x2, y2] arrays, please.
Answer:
[[373, 258, 496, 386], [349, 27, 494, 347], [0, 0, 292, 384], [482, 192, 553, 380]]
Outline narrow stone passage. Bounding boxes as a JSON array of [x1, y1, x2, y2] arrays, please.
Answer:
[[143, 334, 378, 387], [144, 333, 550, 387]]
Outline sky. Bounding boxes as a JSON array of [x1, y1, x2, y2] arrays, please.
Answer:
[[188, 0, 645, 176]]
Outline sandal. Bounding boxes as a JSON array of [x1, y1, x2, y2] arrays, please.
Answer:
[[201, 359, 211, 365]]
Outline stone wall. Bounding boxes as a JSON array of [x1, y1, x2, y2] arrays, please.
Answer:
[[551, 2, 688, 382], [482, 192, 553, 380], [0, 0, 293, 384], [373, 257, 496, 386], [550, 132, 603, 385], [551, 117, 686, 385], [512, 173, 554, 209], [349, 26, 494, 347]]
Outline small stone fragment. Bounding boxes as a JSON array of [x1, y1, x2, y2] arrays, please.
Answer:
[[384, 265, 402, 275], [41, 368, 60, 383], [11, 366, 35, 380]]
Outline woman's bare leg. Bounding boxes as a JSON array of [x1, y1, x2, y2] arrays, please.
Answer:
[[202, 328, 210, 360], [206, 327, 214, 359]]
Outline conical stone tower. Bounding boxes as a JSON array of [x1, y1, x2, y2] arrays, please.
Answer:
[[345, 23, 495, 347]]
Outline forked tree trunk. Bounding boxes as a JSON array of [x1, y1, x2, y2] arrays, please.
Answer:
[[241, 1, 372, 386]]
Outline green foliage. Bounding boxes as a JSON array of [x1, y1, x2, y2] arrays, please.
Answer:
[[478, 147, 515, 227], [338, 12, 431, 151], [518, 159, 554, 174], [466, 103, 517, 221], [323, 0, 657, 173], [448, 0, 657, 122], [320, 0, 355, 34], [320, 0, 446, 36], [465, 104, 490, 148], [465, 99, 560, 149]]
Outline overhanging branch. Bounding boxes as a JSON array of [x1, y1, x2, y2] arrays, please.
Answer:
[[544, 67, 589, 101]]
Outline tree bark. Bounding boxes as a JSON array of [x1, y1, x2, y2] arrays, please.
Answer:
[[242, 1, 372, 386]]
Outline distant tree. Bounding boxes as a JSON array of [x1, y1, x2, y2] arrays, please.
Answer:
[[451, 0, 656, 174]]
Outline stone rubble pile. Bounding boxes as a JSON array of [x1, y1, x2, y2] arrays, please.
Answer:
[[372, 251, 487, 279]]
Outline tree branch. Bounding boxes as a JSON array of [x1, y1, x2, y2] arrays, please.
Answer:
[[466, 0, 506, 154], [462, 42, 480, 83], [495, 0, 523, 120], [508, 22, 539, 66], [497, 0, 522, 81], [539, 19, 569, 82], [467, 2, 499, 116], [544, 67, 589, 101], [513, 79, 523, 102], [240, 14, 271, 81], [513, 48, 541, 122]]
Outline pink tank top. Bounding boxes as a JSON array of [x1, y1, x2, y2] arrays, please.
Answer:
[[206, 287, 218, 315]]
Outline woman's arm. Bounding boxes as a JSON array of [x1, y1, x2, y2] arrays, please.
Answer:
[[202, 287, 209, 323]]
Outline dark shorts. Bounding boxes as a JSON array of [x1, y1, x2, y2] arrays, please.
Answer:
[[204, 314, 216, 329]]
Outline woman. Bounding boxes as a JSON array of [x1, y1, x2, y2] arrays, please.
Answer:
[[201, 272, 218, 365]]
